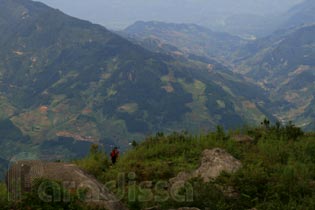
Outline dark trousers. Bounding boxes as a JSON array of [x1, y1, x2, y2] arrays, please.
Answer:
[[111, 156, 117, 164]]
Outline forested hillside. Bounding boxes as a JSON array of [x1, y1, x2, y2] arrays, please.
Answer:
[[235, 24, 315, 130], [0, 0, 271, 162]]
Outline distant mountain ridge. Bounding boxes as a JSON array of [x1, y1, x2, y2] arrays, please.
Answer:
[[282, 0, 315, 29], [122, 21, 245, 59], [210, 0, 315, 38], [119, 2, 315, 130]]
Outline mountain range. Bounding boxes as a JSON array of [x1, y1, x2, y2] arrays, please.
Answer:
[[36, 0, 302, 32], [121, 0, 315, 130], [0, 0, 273, 162], [0, 0, 314, 165]]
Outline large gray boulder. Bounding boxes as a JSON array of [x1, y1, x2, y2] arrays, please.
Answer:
[[6, 160, 128, 210]]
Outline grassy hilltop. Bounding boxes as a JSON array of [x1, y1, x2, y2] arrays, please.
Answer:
[[2, 121, 315, 210]]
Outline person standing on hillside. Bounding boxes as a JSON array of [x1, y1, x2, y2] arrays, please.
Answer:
[[110, 147, 119, 165]]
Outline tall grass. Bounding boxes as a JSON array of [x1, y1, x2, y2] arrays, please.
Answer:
[[101, 123, 315, 209]]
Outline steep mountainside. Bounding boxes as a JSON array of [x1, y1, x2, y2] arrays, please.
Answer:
[[236, 24, 315, 129], [0, 0, 271, 161], [122, 21, 245, 60]]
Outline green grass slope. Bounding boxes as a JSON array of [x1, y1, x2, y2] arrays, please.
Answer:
[[79, 123, 314, 209], [1, 122, 313, 209]]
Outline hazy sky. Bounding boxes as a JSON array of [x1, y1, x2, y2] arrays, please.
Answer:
[[35, 0, 303, 29]]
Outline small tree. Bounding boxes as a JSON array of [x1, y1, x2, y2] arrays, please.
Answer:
[[261, 118, 270, 130]]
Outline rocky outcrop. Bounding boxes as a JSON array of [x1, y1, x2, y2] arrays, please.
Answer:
[[6, 160, 128, 210], [169, 148, 242, 199], [194, 148, 242, 182], [170, 148, 242, 184], [169, 171, 191, 185]]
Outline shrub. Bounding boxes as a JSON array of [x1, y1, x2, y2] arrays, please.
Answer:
[[75, 144, 110, 179]]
